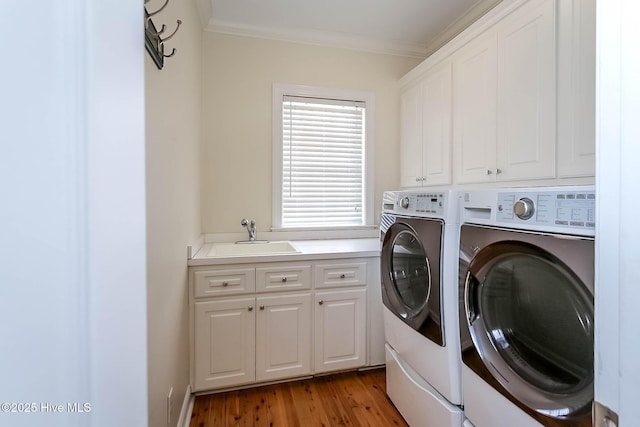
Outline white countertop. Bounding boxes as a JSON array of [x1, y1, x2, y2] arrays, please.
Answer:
[[188, 238, 381, 266]]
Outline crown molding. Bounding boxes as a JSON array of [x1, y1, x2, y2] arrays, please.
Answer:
[[203, 20, 428, 58], [195, 0, 506, 59]]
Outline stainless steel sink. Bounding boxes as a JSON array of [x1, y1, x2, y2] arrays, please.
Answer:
[[207, 241, 299, 257]]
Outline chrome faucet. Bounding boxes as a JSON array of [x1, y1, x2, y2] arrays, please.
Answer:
[[240, 218, 257, 241]]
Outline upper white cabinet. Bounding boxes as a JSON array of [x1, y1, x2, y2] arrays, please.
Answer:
[[403, 0, 595, 187], [400, 62, 452, 188], [454, 0, 556, 184], [556, 0, 596, 177], [495, 0, 556, 182], [453, 30, 498, 183], [400, 83, 423, 187]]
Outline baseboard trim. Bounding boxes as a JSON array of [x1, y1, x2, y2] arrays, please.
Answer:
[[178, 384, 194, 427]]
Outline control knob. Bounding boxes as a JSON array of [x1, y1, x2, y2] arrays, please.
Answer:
[[513, 197, 535, 220], [400, 197, 410, 209]]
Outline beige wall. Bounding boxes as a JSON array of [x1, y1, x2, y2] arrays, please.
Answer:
[[201, 33, 422, 233], [145, 0, 201, 425]]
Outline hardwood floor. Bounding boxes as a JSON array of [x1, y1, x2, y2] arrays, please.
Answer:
[[189, 368, 408, 427]]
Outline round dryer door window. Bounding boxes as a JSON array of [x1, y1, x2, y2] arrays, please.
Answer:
[[390, 228, 431, 314], [464, 241, 593, 419]]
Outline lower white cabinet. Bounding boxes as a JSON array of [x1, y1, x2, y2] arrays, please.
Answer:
[[255, 293, 311, 382], [190, 258, 378, 392], [314, 288, 366, 373], [194, 292, 311, 391], [194, 297, 256, 391]]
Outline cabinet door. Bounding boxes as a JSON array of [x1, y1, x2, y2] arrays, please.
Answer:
[[421, 62, 452, 186], [496, 0, 556, 181], [314, 288, 366, 373], [453, 30, 498, 184], [401, 64, 453, 188], [400, 84, 424, 187], [194, 298, 255, 391], [255, 293, 311, 382], [557, 0, 596, 177], [422, 63, 452, 185]]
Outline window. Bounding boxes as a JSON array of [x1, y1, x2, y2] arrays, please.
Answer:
[[272, 84, 375, 229]]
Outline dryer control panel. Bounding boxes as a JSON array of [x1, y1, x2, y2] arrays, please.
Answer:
[[497, 189, 595, 230], [461, 186, 595, 236]]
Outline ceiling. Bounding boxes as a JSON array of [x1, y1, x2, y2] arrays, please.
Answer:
[[195, 0, 503, 58]]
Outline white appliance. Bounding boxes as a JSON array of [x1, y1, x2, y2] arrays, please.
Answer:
[[380, 190, 463, 426], [458, 186, 595, 427]]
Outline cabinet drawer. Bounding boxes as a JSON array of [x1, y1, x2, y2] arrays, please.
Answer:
[[314, 262, 367, 288], [194, 268, 255, 298], [256, 264, 311, 292]]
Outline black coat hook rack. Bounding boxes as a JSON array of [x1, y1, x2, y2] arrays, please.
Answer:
[[144, 0, 182, 69]]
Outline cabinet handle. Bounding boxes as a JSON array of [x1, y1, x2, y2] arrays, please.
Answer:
[[415, 177, 420, 183], [281, 277, 287, 282], [421, 177, 426, 182], [259, 305, 265, 310], [486, 170, 493, 175], [248, 305, 253, 311], [318, 300, 324, 305], [496, 168, 502, 174], [222, 281, 229, 286], [340, 274, 346, 279]]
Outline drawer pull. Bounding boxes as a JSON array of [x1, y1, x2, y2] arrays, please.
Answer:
[[222, 281, 229, 287], [281, 277, 288, 282], [340, 274, 346, 279], [248, 305, 253, 311], [318, 300, 324, 305], [259, 305, 265, 310]]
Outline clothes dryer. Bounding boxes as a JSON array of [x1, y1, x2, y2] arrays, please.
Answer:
[[458, 186, 595, 427], [380, 190, 463, 426]]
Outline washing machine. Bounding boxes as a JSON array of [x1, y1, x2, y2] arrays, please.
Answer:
[[458, 186, 595, 427], [380, 190, 463, 427]]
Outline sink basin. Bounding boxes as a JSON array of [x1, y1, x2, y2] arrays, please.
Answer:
[[207, 241, 299, 257]]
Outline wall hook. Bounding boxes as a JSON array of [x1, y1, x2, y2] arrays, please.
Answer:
[[144, 0, 181, 70], [161, 45, 177, 58], [146, 0, 170, 18], [146, 21, 166, 36], [159, 20, 182, 43]]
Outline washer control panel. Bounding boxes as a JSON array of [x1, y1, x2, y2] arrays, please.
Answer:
[[383, 190, 459, 222], [398, 192, 445, 215], [497, 189, 595, 231]]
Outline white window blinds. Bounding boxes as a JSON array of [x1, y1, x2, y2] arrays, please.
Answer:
[[282, 95, 366, 227]]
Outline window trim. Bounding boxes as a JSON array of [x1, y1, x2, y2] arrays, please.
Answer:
[[272, 83, 375, 230]]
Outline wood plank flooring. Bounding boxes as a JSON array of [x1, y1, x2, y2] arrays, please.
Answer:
[[189, 368, 408, 427]]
